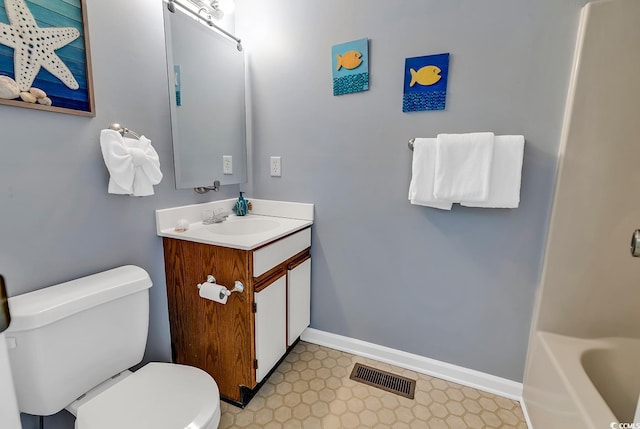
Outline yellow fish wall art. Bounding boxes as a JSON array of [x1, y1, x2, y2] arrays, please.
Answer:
[[403, 53, 450, 112], [409, 65, 442, 87], [336, 50, 363, 71], [332, 38, 369, 96]]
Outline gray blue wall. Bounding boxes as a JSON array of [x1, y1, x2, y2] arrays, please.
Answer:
[[236, 0, 588, 382], [1, 0, 587, 427]]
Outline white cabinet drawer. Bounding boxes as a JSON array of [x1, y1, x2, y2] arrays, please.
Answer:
[[253, 228, 311, 277]]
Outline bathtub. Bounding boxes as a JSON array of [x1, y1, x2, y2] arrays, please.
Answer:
[[523, 331, 640, 429]]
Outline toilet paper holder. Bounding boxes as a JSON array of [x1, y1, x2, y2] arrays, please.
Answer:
[[197, 275, 244, 299]]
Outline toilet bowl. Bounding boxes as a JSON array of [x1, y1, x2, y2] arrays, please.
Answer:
[[5, 266, 220, 429], [71, 363, 220, 429]]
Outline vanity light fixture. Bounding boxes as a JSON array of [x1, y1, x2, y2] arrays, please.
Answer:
[[211, 0, 235, 16], [167, 0, 242, 50], [190, 0, 235, 20], [194, 0, 223, 20]]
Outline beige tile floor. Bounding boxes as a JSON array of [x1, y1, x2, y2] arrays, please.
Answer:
[[219, 341, 528, 428]]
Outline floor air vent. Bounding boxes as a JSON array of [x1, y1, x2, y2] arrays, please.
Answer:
[[349, 363, 416, 399]]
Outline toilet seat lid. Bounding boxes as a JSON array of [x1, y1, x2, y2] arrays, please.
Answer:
[[75, 363, 219, 429]]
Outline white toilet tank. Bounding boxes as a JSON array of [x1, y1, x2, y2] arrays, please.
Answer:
[[6, 266, 152, 416]]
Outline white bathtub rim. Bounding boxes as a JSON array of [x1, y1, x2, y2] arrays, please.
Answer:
[[537, 331, 622, 428]]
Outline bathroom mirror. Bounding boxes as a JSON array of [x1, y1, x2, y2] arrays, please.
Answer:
[[163, 5, 247, 189]]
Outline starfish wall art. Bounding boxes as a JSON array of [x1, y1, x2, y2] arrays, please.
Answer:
[[0, 0, 94, 115]]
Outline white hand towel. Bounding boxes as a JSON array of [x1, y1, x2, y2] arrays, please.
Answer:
[[100, 129, 163, 196], [433, 132, 494, 202], [408, 138, 453, 210], [462, 135, 524, 208]]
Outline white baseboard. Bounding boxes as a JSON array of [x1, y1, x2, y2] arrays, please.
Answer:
[[300, 327, 523, 401]]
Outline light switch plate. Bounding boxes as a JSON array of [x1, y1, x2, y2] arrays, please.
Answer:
[[223, 155, 233, 175], [270, 156, 281, 177]]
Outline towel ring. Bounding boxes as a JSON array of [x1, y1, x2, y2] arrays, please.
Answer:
[[408, 138, 415, 151], [109, 123, 141, 140]]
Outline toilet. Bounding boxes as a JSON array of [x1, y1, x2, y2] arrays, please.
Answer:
[[5, 265, 221, 429]]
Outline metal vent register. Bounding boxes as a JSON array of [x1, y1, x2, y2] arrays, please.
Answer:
[[349, 363, 416, 399]]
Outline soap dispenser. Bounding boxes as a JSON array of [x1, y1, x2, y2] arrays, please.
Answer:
[[233, 192, 249, 216]]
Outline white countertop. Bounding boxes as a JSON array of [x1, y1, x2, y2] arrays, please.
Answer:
[[159, 214, 312, 250], [156, 199, 314, 250]]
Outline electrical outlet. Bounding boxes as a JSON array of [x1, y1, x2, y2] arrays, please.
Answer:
[[270, 156, 281, 177], [223, 155, 232, 175]]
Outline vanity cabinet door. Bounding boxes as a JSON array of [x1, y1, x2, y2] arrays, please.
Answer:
[[254, 275, 287, 383], [287, 257, 311, 346]]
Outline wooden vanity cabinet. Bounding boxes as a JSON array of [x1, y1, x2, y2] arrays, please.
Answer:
[[162, 227, 311, 405]]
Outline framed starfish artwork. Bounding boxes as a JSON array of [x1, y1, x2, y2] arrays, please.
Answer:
[[0, 0, 94, 116]]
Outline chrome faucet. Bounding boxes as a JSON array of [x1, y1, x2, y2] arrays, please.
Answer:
[[210, 209, 229, 223]]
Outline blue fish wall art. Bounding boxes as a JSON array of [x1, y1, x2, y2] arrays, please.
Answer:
[[403, 53, 450, 112], [331, 38, 369, 96]]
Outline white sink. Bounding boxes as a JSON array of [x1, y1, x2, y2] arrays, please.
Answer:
[[156, 199, 314, 250], [159, 214, 310, 250], [207, 218, 280, 235]]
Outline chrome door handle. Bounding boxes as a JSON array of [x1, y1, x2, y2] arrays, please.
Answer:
[[631, 230, 640, 257]]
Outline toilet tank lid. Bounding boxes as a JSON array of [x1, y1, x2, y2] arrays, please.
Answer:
[[7, 266, 152, 332]]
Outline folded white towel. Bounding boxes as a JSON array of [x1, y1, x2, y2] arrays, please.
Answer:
[[462, 135, 524, 208], [433, 132, 494, 202], [408, 138, 453, 210], [100, 129, 163, 196]]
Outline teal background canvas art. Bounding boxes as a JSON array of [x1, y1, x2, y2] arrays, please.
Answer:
[[403, 53, 450, 112], [0, 0, 94, 115], [174, 65, 182, 107], [332, 38, 369, 96]]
